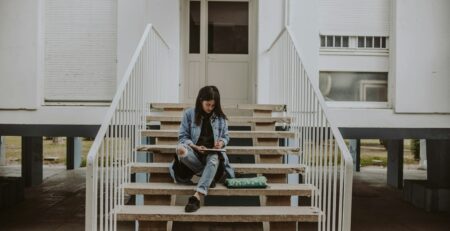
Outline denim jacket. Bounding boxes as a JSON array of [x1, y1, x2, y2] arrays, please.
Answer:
[[171, 107, 235, 178]]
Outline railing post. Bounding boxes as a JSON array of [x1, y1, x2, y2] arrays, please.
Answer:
[[85, 163, 95, 231]]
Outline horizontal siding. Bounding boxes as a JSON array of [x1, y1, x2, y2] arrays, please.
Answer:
[[319, 0, 390, 36], [45, 0, 117, 102]]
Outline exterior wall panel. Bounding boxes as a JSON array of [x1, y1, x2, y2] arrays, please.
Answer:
[[44, 0, 117, 102]]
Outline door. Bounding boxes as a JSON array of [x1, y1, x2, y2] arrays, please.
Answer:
[[182, 0, 255, 104]]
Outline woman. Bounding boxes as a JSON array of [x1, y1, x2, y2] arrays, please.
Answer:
[[168, 86, 235, 213]]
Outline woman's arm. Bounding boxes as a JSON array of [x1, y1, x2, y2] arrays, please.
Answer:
[[178, 109, 194, 146], [218, 119, 230, 147]]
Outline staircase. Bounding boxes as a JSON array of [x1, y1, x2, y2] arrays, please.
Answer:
[[116, 103, 321, 230], [85, 24, 353, 231]]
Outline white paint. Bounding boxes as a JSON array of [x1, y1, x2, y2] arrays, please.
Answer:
[[319, 0, 391, 36], [0, 0, 40, 109], [117, 0, 147, 82], [328, 108, 450, 128], [147, 0, 180, 103], [320, 54, 389, 72], [0, 136, 5, 166], [289, 0, 320, 84], [44, 0, 117, 102], [256, 0, 284, 103], [118, 0, 179, 103], [0, 106, 108, 125], [419, 139, 427, 170], [391, 0, 450, 113]]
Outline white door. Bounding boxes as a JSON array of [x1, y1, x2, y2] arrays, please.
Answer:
[[182, 0, 255, 104]]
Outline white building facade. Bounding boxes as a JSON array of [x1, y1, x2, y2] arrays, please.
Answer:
[[0, 0, 449, 212]]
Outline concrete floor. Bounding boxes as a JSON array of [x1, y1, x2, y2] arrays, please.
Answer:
[[0, 165, 449, 231]]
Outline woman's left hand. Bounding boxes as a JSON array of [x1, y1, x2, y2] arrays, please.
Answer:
[[214, 140, 224, 149]]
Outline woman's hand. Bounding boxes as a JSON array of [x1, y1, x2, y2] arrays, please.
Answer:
[[192, 145, 207, 154], [214, 140, 224, 149]]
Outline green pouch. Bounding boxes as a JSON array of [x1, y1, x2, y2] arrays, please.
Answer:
[[224, 176, 268, 188]]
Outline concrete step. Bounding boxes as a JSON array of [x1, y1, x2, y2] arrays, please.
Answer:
[[141, 130, 295, 139], [146, 115, 292, 124], [123, 182, 314, 197], [130, 163, 306, 175], [116, 205, 321, 222], [136, 144, 300, 155], [150, 103, 286, 112]]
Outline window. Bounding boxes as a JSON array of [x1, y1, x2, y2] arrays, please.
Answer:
[[322, 35, 388, 49], [320, 35, 350, 48], [319, 72, 388, 102], [358, 36, 365, 48], [208, 2, 249, 54], [357, 36, 387, 49], [189, 1, 201, 53]]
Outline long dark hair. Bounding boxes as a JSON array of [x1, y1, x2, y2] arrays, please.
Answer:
[[194, 86, 228, 126]]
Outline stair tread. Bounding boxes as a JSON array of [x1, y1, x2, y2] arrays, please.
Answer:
[[131, 162, 306, 174], [136, 144, 300, 155], [116, 205, 321, 222], [147, 115, 292, 123], [141, 130, 296, 138], [151, 103, 286, 112], [123, 182, 314, 196]]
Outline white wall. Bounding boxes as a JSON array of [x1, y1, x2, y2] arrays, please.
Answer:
[[319, 0, 390, 36], [392, 0, 450, 113], [147, 0, 180, 103], [289, 0, 320, 83], [329, 108, 450, 128], [0, 0, 41, 109], [117, 0, 179, 102], [320, 55, 389, 72], [117, 0, 148, 81], [0, 106, 108, 125], [256, 0, 284, 103], [45, 0, 117, 102]]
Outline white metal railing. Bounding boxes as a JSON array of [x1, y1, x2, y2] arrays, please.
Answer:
[[85, 24, 171, 231], [267, 27, 353, 231]]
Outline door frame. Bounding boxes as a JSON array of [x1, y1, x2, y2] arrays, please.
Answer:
[[179, 0, 258, 104]]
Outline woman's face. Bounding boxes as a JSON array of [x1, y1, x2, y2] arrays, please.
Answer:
[[201, 100, 215, 114]]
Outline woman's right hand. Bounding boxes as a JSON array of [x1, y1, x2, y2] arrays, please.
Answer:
[[193, 145, 207, 154]]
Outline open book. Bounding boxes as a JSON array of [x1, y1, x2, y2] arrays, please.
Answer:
[[202, 148, 226, 152]]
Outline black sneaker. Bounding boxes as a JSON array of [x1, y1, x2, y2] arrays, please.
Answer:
[[210, 180, 216, 188], [185, 196, 200, 213]]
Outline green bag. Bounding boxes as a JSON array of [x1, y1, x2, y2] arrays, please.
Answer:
[[224, 176, 268, 188]]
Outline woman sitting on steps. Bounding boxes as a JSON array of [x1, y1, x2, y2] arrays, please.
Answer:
[[169, 85, 235, 213]]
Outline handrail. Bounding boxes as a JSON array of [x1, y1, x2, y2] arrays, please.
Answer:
[[267, 26, 353, 231], [85, 24, 172, 231], [265, 27, 287, 53], [285, 26, 353, 164], [86, 25, 152, 166]]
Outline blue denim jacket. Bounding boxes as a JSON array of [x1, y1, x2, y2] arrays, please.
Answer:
[[170, 107, 235, 178]]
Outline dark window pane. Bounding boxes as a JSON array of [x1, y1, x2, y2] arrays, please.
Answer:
[[320, 36, 325, 47], [358, 36, 365, 48], [189, 1, 201, 53], [208, 2, 248, 54], [374, 37, 381, 48], [335, 36, 341, 47], [366, 36, 373, 48], [326, 36, 333, 47], [343, 36, 349, 47], [319, 72, 388, 102], [382, 37, 386, 48]]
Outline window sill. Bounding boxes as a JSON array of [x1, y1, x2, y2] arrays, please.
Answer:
[[325, 101, 390, 109], [320, 48, 389, 56]]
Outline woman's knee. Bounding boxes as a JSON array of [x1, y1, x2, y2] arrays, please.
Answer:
[[207, 154, 219, 166], [176, 144, 188, 157]]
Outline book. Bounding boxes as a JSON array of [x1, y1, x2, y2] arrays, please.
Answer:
[[202, 148, 226, 152]]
